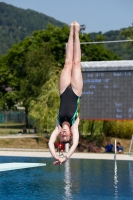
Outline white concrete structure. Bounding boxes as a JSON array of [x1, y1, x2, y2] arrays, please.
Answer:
[[81, 60, 133, 71], [0, 150, 133, 161]]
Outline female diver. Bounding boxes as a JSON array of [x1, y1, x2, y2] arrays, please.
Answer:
[[48, 21, 83, 165]]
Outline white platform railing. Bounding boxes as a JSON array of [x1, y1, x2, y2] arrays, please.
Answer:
[[129, 135, 133, 155]]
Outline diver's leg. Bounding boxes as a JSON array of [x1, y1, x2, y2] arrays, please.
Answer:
[[59, 22, 74, 95], [71, 21, 83, 96]]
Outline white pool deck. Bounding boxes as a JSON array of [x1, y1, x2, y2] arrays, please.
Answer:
[[0, 148, 133, 161]]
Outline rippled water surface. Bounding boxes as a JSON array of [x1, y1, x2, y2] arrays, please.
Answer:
[[0, 156, 133, 200]]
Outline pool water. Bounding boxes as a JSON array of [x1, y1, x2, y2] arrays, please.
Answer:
[[0, 156, 133, 200]]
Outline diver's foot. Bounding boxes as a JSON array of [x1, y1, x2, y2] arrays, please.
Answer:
[[70, 21, 75, 36], [74, 21, 80, 33]]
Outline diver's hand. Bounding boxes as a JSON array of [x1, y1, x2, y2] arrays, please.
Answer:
[[53, 157, 67, 166], [53, 160, 61, 165]]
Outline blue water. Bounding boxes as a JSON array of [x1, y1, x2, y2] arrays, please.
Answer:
[[0, 157, 133, 200]]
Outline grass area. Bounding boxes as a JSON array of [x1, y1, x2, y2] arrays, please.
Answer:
[[0, 123, 36, 135], [0, 123, 24, 135], [0, 123, 25, 128], [0, 137, 48, 149], [0, 129, 22, 135]]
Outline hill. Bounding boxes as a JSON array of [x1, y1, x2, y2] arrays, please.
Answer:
[[0, 2, 132, 59], [0, 2, 65, 55], [90, 29, 133, 60]]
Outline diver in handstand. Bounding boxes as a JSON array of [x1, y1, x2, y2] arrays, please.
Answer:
[[48, 21, 83, 165]]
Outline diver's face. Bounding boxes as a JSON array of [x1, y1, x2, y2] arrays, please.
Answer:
[[58, 126, 71, 142]]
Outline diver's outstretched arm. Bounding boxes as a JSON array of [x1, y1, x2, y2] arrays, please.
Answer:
[[66, 117, 79, 158], [48, 125, 61, 160]]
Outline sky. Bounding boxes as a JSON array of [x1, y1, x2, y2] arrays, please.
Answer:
[[0, 0, 133, 33]]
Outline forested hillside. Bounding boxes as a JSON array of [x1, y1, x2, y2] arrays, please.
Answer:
[[0, 2, 65, 54], [90, 29, 133, 60], [0, 2, 132, 59]]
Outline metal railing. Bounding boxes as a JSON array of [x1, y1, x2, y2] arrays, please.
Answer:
[[129, 135, 133, 155]]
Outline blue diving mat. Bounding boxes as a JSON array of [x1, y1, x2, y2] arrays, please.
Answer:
[[0, 162, 46, 172]]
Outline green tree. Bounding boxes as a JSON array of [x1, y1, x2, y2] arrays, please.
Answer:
[[0, 55, 18, 109], [1, 35, 55, 125], [29, 69, 60, 133], [121, 22, 133, 48], [19, 42, 55, 126], [80, 33, 120, 61], [103, 121, 133, 139]]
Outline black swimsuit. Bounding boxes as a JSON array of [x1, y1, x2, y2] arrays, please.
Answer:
[[58, 85, 80, 127]]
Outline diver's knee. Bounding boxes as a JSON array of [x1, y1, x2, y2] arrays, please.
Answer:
[[65, 58, 72, 65], [72, 60, 80, 67]]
